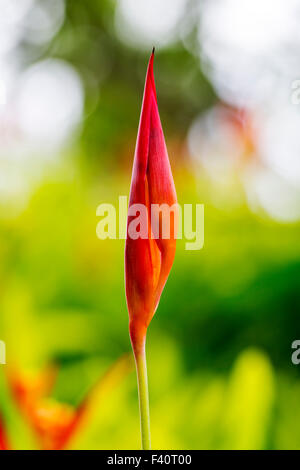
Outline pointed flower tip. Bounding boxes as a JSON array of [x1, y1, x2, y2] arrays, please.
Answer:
[[146, 48, 156, 100], [148, 47, 155, 71]]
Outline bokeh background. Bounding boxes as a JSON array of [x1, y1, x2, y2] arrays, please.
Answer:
[[0, 0, 300, 450]]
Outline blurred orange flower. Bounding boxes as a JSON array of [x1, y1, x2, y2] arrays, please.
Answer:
[[1, 354, 132, 450]]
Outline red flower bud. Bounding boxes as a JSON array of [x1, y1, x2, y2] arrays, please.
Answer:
[[125, 49, 177, 353]]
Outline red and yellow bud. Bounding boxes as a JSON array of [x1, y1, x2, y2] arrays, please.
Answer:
[[125, 50, 177, 354]]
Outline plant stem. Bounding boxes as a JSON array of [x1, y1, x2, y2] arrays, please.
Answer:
[[134, 344, 151, 450]]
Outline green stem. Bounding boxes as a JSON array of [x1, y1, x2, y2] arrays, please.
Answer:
[[134, 343, 151, 450]]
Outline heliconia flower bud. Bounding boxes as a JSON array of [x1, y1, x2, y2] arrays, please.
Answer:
[[125, 49, 177, 353]]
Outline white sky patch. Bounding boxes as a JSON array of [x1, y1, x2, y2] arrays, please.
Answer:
[[256, 104, 300, 187], [201, 0, 295, 55], [115, 0, 187, 49], [23, 0, 65, 45], [16, 59, 84, 150], [0, 0, 33, 56], [245, 167, 300, 223], [0, 0, 65, 52], [199, 0, 300, 108]]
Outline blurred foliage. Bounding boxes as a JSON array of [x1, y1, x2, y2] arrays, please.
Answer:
[[0, 0, 300, 450], [0, 167, 300, 449]]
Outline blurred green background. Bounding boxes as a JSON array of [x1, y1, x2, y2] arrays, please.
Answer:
[[0, 0, 300, 450]]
